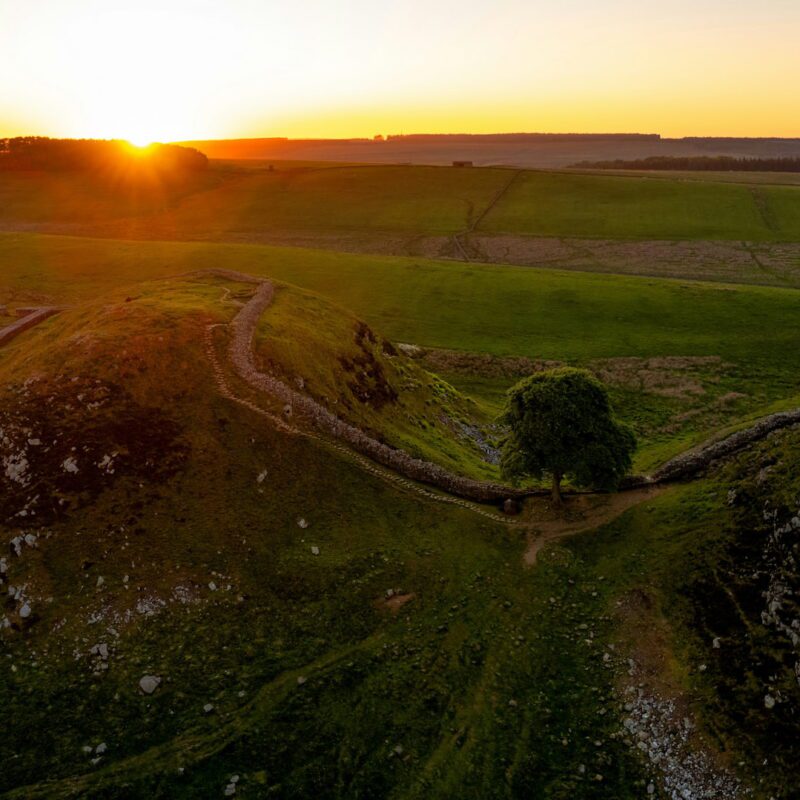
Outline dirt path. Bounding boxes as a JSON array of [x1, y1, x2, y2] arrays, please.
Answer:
[[522, 485, 667, 565]]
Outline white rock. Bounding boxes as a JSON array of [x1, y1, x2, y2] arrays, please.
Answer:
[[19, 602, 31, 619], [203, 703, 214, 714], [297, 518, 309, 529], [62, 456, 79, 474], [224, 785, 236, 797], [139, 675, 161, 694], [256, 469, 268, 484], [209, 581, 217, 591], [96, 576, 105, 588], [95, 742, 107, 754], [764, 694, 776, 709], [311, 546, 320, 556], [297, 676, 307, 686]]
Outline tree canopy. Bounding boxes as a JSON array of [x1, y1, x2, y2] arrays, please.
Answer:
[[0, 137, 207, 173], [571, 155, 800, 173], [500, 367, 635, 503]]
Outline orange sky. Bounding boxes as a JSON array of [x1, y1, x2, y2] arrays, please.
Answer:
[[1, 0, 798, 143]]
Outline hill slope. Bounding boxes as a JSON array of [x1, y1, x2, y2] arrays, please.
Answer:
[[2, 270, 800, 798]]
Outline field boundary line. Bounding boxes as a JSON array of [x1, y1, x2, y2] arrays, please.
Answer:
[[451, 169, 521, 261], [469, 169, 522, 233]]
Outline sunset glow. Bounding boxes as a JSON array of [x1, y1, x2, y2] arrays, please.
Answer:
[[1, 0, 799, 141]]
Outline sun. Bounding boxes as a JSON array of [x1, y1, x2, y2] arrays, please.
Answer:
[[127, 135, 153, 148]]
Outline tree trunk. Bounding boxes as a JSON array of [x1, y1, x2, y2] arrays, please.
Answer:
[[551, 472, 563, 506]]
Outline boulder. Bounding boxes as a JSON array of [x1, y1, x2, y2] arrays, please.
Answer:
[[139, 675, 161, 695]]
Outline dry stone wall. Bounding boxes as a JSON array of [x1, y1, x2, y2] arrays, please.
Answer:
[[212, 269, 800, 502], [228, 281, 528, 503], [0, 308, 61, 347]]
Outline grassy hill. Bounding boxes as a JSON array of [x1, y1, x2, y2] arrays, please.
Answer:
[[3, 164, 799, 291], [2, 157, 800, 798], [256, 284, 499, 479], [0, 169, 221, 224], [2, 270, 798, 797]]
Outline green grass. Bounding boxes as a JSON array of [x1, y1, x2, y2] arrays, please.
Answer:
[[157, 164, 509, 235], [479, 171, 800, 241], [0, 282, 650, 797], [260, 284, 498, 479], [3, 231, 799, 468], [4, 316, 795, 796], [2, 251, 799, 797], [570, 167, 800, 187], [2, 232, 799, 365], [0, 170, 222, 223], [4, 232, 799, 370], [4, 164, 800, 243]]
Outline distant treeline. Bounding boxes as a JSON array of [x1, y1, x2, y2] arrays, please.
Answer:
[[387, 133, 661, 143], [572, 156, 800, 172], [0, 137, 208, 172]]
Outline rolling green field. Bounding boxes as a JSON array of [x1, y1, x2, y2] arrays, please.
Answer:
[[2, 231, 799, 471], [2, 271, 798, 798], [0, 165, 508, 234], [3, 164, 800, 245], [479, 171, 800, 241], [3, 158, 800, 799], [3, 232, 799, 365], [0, 169, 222, 223]]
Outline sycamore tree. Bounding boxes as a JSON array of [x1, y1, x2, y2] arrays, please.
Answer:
[[500, 367, 636, 504]]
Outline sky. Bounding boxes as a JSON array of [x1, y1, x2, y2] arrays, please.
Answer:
[[1, 0, 798, 143]]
